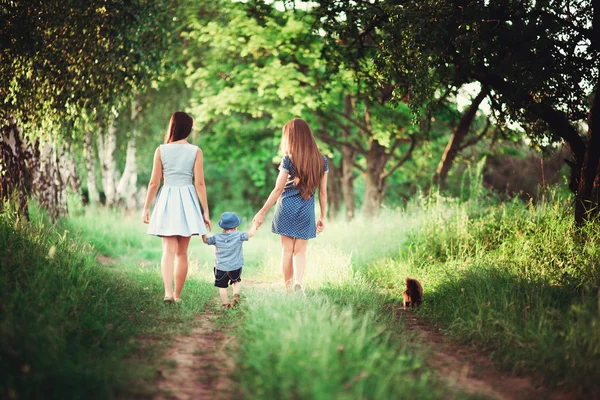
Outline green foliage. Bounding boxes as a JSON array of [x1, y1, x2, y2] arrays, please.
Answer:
[[1, 0, 175, 138], [0, 203, 214, 399], [313, 0, 597, 136], [365, 191, 600, 392]]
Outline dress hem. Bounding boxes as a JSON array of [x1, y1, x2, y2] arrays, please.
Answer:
[[147, 231, 205, 237]]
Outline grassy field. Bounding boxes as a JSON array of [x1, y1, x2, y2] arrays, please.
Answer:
[[58, 205, 463, 399], [3, 188, 599, 398], [365, 192, 600, 393], [0, 203, 215, 399]]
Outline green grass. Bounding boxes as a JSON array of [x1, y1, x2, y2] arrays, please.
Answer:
[[234, 287, 454, 400], [365, 191, 600, 393], [7, 186, 600, 398], [0, 204, 215, 400]]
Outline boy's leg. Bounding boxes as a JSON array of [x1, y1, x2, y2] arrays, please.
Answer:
[[219, 287, 230, 305], [174, 236, 191, 299], [161, 237, 178, 298], [280, 235, 294, 292], [232, 281, 241, 296], [232, 281, 241, 307]]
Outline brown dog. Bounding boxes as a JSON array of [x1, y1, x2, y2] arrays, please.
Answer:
[[403, 277, 423, 308]]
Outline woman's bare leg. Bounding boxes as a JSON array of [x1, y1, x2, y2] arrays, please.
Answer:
[[174, 236, 191, 299], [161, 237, 178, 298], [280, 235, 295, 292], [292, 238, 309, 286]]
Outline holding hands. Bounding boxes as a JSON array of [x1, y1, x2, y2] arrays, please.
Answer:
[[203, 212, 212, 232], [252, 209, 266, 230], [142, 208, 150, 224]]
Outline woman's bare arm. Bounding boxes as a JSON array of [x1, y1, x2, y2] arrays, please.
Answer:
[[194, 148, 212, 231], [252, 170, 288, 228], [317, 172, 328, 233], [142, 148, 163, 223]]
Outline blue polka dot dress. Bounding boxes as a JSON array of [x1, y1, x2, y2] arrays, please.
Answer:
[[271, 154, 328, 239]]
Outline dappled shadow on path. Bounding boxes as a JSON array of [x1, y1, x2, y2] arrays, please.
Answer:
[[394, 306, 577, 400], [153, 309, 236, 400]]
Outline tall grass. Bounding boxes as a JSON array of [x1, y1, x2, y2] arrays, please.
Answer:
[[0, 204, 215, 400], [366, 190, 600, 393]]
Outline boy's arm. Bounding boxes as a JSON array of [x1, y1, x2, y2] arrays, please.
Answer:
[[204, 235, 216, 245], [247, 221, 258, 238]]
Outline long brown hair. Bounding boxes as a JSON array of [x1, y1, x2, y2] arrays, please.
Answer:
[[164, 111, 194, 143], [280, 118, 324, 200]]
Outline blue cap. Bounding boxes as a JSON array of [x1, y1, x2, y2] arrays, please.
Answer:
[[218, 211, 243, 229]]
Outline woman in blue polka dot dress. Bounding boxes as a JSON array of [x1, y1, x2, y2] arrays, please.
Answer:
[[253, 118, 328, 293]]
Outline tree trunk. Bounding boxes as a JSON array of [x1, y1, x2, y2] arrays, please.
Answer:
[[0, 115, 31, 217], [362, 140, 389, 218], [326, 155, 342, 219], [341, 94, 357, 221], [97, 119, 119, 207], [60, 144, 82, 195], [84, 131, 100, 205], [30, 142, 68, 220], [433, 89, 487, 189], [116, 98, 140, 209], [575, 83, 600, 225]]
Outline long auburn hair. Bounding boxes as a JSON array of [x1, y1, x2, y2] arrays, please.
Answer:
[[280, 118, 324, 200], [164, 111, 194, 143]]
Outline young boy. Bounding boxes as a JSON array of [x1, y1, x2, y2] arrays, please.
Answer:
[[203, 211, 257, 309]]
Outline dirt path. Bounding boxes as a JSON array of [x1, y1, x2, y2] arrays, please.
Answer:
[[151, 280, 277, 400], [396, 308, 576, 400], [153, 308, 236, 400], [149, 275, 576, 400]]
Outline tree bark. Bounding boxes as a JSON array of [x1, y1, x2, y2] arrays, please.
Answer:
[[341, 95, 357, 220], [326, 155, 342, 219], [575, 83, 600, 224], [433, 89, 487, 189], [116, 98, 140, 209], [97, 119, 119, 207], [30, 142, 68, 220], [0, 115, 31, 217], [362, 140, 389, 218], [84, 131, 100, 205]]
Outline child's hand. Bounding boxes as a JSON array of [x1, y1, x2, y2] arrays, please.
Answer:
[[317, 216, 325, 234], [142, 208, 150, 224]]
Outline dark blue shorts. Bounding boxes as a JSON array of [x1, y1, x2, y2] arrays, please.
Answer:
[[214, 267, 242, 288]]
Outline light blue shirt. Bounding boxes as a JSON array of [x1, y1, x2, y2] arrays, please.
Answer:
[[205, 231, 249, 271]]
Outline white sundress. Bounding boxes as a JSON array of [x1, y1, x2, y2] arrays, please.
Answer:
[[147, 143, 207, 237]]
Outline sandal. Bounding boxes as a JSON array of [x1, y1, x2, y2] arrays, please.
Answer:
[[174, 298, 182, 304], [221, 303, 233, 309], [233, 294, 241, 307], [164, 296, 175, 304]]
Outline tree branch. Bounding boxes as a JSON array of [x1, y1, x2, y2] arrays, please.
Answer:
[[459, 117, 491, 151], [471, 69, 586, 164], [316, 115, 367, 155], [382, 135, 416, 180], [316, 110, 367, 155], [354, 161, 366, 173]]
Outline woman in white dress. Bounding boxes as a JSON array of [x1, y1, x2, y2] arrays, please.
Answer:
[[142, 111, 212, 304]]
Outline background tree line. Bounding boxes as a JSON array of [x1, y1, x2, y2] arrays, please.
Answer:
[[1, 0, 597, 223]]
